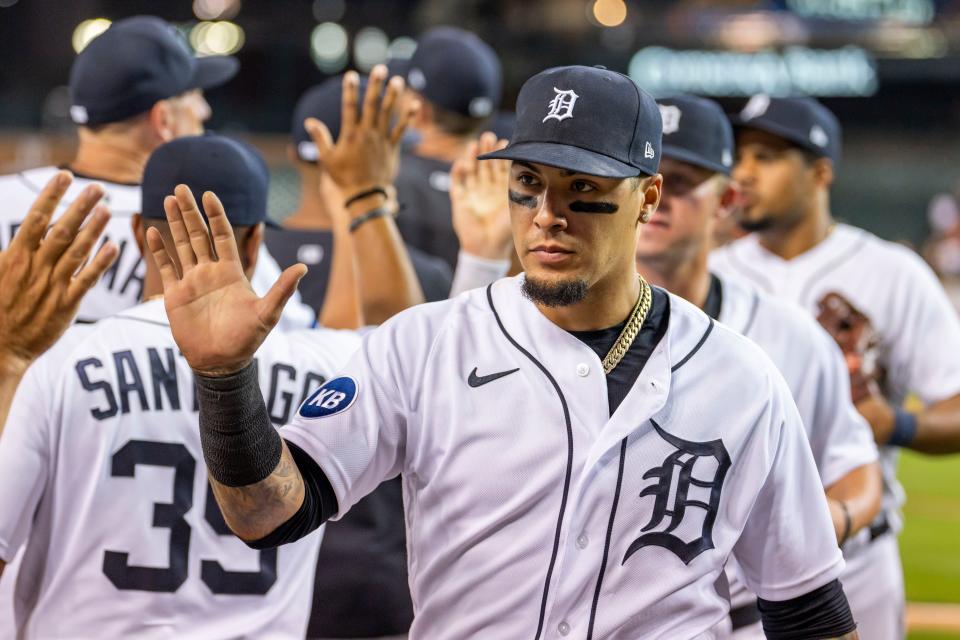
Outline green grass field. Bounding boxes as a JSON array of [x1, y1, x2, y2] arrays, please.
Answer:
[[899, 450, 960, 639]]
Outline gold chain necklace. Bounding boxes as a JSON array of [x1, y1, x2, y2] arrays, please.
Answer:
[[602, 277, 653, 375]]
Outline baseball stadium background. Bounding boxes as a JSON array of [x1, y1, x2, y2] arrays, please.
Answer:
[[1, 0, 959, 637]]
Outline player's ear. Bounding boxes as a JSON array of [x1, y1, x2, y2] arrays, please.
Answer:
[[413, 94, 432, 128], [240, 223, 263, 280], [638, 174, 662, 224], [131, 214, 145, 255], [812, 157, 834, 189], [148, 100, 176, 143], [716, 179, 739, 221]]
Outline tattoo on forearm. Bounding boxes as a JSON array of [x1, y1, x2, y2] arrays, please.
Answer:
[[210, 443, 304, 540], [508, 190, 538, 208]]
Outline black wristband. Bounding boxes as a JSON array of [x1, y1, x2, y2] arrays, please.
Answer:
[[196, 361, 281, 487], [349, 206, 391, 233], [343, 186, 387, 208], [888, 408, 918, 447]]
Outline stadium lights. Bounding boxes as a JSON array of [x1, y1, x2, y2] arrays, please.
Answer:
[[311, 22, 349, 73], [354, 27, 389, 72], [387, 36, 417, 61], [193, 0, 241, 21], [592, 0, 627, 28], [72, 18, 112, 54], [190, 21, 245, 56]]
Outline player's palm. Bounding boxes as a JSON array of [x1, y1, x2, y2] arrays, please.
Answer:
[[148, 186, 306, 377], [450, 132, 513, 260]]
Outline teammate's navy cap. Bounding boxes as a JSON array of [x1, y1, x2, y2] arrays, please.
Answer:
[[406, 26, 501, 119], [481, 65, 662, 178], [141, 135, 268, 227], [657, 96, 734, 176], [731, 95, 841, 164], [291, 75, 370, 162], [69, 16, 239, 127]]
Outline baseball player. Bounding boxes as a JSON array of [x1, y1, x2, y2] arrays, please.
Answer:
[[394, 26, 503, 270], [637, 95, 882, 637], [148, 66, 859, 638], [0, 16, 314, 329], [711, 95, 960, 639], [0, 135, 363, 639]]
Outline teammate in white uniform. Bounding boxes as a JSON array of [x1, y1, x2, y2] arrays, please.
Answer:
[[636, 95, 882, 637], [0, 135, 361, 639], [147, 66, 861, 638], [0, 16, 313, 328], [711, 95, 960, 640]]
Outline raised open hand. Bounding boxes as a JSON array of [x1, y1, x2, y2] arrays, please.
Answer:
[[304, 64, 419, 203], [0, 171, 117, 371], [450, 131, 513, 259], [145, 185, 307, 376]]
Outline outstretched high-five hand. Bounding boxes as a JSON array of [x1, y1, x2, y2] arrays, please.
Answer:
[[303, 63, 419, 204], [145, 186, 307, 377], [0, 171, 117, 370], [450, 131, 512, 260]]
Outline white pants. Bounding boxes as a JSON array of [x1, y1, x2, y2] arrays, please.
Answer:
[[841, 534, 906, 640]]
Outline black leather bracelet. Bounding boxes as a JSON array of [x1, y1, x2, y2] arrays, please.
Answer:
[[343, 186, 387, 208], [349, 206, 391, 233]]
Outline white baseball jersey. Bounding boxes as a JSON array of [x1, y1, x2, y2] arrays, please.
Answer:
[[0, 300, 361, 639], [714, 273, 878, 610], [282, 275, 844, 639], [711, 223, 960, 532], [0, 166, 316, 329]]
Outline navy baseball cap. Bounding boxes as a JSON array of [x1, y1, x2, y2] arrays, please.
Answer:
[[291, 75, 371, 162], [406, 27, 501, 119], [481, 65, 662, 178], [69, 16, 239, 126], [731, 95, 841, 164], [657, 96, 734, 176], [141, 135, 268, 227]]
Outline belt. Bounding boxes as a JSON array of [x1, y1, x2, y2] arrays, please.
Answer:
[[730, 602, 761, 630]]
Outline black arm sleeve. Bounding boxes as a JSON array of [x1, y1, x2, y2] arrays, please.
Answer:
[[245, 440, 340, 550], [196, 361, 281, 487], [758, 579, 857, 639]]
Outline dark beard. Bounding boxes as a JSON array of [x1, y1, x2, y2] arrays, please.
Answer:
[[737, 216, 777, 232], [521, 276, 589, 307]]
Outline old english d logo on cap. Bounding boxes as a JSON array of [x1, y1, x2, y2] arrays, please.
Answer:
[[543, 88, 579, 123]]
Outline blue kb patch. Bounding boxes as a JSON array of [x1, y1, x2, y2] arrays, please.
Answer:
[[299, 376, 358, 418]]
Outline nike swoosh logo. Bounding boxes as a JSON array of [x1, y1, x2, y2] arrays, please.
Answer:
[[468, 367, 520, 388]]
